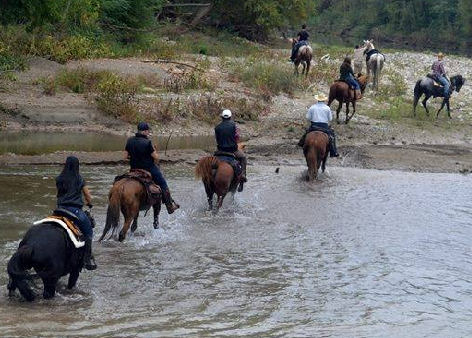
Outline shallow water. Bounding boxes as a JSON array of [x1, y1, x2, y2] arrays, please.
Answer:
[[0, 164, 471, 338], [0, 132, 215, 155]]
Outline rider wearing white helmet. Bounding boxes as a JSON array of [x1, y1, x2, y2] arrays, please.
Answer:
[[214, 109, 247, 191]]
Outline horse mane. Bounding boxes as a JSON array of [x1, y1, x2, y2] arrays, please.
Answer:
[[195, 156, 219, 185]]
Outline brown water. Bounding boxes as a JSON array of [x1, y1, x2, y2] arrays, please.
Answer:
[[0, 132, 215, 155], [0, 164, 471, 337]]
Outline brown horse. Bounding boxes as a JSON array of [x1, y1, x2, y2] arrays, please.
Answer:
[[304, 131, 329, 181], [291, 38, 313, 77], [195, 155, 241, 212], [328, 74, 368, 124], [99, 179, 161, 242]]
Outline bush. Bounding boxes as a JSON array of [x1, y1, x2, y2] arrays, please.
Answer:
[[95, 74, 139, 121], [227, 59, 300, 97], [163, 69, 216, 93]]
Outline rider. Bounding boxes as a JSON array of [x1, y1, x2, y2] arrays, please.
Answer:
[[297, 93, 340, 157], [56, 156, 97, 270], [340, 57, 362, 100], [214, 109, 247, 191], [432, 52, 450, 98], [290, 24, 310, 62], [125, 122, 179, 214]]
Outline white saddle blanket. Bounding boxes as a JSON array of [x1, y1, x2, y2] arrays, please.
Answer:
[[33, 218, 85, 248]]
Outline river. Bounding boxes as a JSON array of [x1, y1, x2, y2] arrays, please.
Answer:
[[0, 164, 471, 337]]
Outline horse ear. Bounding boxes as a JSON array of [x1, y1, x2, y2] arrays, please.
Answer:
[[370, 39, 374, 43]]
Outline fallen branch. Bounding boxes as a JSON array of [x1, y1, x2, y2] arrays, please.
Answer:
[[142, 59, 201, 70]]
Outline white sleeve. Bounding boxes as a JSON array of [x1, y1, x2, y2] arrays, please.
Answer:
[[306, 107, 312, 121], [327, 107, 333, 122]]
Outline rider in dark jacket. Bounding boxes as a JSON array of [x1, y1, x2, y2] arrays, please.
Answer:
[[56, 156, 97, 270], [215, 109, 247, 191], [125, 122, 179, 214], [291, 24, 310, 62], [340, 57, 362, 100]]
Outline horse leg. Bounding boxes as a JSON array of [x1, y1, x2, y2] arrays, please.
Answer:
[[345, 101, 350, 124], [336, 100, 342, 124], [131, 213, 139, 233], [67, 269, 80, 289], [305, 59, 311, 78], [422, 94, 431, 116], [204, 184, 214, 210], [42, 277, 59, 299], [119, 215, 133, 242], [216, 194, 226, 211], [153, 202, 161, 229], [447, 99, 451, 119]]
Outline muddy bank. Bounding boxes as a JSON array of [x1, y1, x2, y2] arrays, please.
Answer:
[[1, 143, 471, 174]]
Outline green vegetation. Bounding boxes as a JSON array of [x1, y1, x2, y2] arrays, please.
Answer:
[[310, 0, 472, 49]]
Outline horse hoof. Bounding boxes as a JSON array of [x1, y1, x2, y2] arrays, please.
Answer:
[[153, 223, 159, 230], [118, 234, 125, 242]]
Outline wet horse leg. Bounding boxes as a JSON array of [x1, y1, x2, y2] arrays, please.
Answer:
[[216, 194, 226, 210], [152, 202, 161, 229], [204, 184, 214, 210], [42, 276, 59, 299], [67, 269, 80, 289], [344, 100, 350, 124], [131, 213, 139, 233]]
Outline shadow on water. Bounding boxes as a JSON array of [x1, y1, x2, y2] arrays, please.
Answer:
[[1, 164, 472, 337], [0, 132, 215, 155]]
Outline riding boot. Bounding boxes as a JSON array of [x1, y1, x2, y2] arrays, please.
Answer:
[[84, 238, 97, 271], [163, 189, 180, 214], [355, 89, 362, 100], [297, 133, 307, 147], [329, 136, 340, 158]]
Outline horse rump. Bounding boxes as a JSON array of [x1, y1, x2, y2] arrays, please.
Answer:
[[7, 245, 36, 301]]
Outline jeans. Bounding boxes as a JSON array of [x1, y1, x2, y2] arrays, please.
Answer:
[[345, 74, 360, 90], [60, 206, 93, 240], [148, 164, 168, 191], [437, 76, 450, 98]]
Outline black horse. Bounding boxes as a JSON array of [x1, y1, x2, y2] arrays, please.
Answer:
[[413, 74, 466, 118], [7, 222, 84, 301]]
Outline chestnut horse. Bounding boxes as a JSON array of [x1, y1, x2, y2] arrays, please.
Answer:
[[291, 38, 312, 77], [195, 156, 241, 212], [99, 179, 161, 242], [328, 74, 368, 124], [304, 131, 329, 181]]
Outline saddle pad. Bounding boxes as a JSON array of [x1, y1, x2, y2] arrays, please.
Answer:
[[33, 217, 85, 248]]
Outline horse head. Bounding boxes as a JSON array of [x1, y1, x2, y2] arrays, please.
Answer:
[[357, 74, 369, 93], [452, 75, 466, 92], [363, 39, 375, 52]]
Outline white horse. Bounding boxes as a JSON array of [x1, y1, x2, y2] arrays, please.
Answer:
[[363, 39, 385, 91]]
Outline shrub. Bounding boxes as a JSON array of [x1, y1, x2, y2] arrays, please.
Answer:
[[95, 74, 139, 122]]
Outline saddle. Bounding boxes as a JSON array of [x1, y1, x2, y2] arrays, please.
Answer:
[[335, 79, 356, 90], [426, 74, 442, 87], [114, 169, 161, 208], [33, 209, 85, 248], [214, 151, 243, 179], [365, 49, 385, 62]]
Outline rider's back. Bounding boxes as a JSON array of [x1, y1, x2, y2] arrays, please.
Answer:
[[215, 119, 237, 152], [125, 134, 154, 170]]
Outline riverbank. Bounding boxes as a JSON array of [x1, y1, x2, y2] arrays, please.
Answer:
[[1, 42, 471, 174]]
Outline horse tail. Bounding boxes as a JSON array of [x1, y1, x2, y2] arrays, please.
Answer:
[[375, 56, 381, 90], [7, 245, 36, 301], [413, 80, 422, 115], [195, 156, 219, 185], [100, 183, 123, 241]]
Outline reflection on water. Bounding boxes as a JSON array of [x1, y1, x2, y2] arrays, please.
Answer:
[[0, 164, 472, 337], [0, 132, 215, 155]]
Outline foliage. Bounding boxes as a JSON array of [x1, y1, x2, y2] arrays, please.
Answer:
[[310, 0, 472, 49], [95, 73, 139, 121]]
